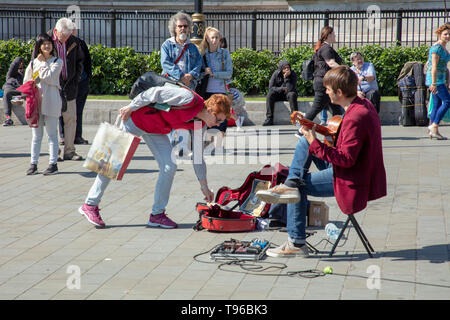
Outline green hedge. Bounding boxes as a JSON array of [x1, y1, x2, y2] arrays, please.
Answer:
[[0, 39, 429, 96], [232, 44, 428, 96], [89, 45, 161, 95]]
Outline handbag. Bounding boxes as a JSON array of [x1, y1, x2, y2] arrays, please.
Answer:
[[83, 115, 141, 180], [195, 55, 209, 98], [129, 70, 184, 100]]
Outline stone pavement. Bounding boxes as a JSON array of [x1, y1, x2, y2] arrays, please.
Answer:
[[0, 122, 449, 300]]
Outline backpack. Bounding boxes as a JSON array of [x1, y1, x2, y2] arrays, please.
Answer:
[[193, 163, 289, 232], [129, 70, 185, 100], [301, 55, 315, 81]]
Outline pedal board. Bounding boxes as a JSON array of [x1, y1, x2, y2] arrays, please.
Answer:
[[210, 239, 270, 261]]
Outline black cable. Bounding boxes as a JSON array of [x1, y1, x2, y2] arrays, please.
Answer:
[[193, 241, 327, 279]]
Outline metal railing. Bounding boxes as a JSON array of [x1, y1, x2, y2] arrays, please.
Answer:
[[0, 8, 448, 54]]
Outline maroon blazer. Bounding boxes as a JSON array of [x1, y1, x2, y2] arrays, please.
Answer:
[[309, 96, 387, 214]]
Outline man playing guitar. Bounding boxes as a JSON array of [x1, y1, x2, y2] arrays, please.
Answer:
[[257, 65, 387, 258]]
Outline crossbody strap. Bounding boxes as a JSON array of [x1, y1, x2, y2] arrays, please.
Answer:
[[174, 44, 189, 65]]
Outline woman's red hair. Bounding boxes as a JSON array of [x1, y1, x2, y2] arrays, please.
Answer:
[[204, 94, 232, 119]]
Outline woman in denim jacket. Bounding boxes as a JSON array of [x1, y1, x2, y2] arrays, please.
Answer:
[[198, 27, 233, 153]]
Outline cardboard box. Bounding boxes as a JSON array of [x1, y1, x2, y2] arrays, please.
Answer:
[[308, 201, 329, 227]]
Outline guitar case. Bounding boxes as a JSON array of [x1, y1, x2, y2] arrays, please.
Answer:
[[413, 62, 428, 126], [196, 204, 257, 232], [398, 75, 416, 126], [193, 163, 289, 232]]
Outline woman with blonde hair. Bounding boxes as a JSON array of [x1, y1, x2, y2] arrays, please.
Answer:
[[426, 23, 450, 140], [198, 27, 233, 95], [197, 27, 233, 152]]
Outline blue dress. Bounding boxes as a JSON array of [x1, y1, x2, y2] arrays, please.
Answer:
[[425, 44, 450, 86]]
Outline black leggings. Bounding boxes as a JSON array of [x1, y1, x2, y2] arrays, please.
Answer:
[[305, 79, 344, 121]]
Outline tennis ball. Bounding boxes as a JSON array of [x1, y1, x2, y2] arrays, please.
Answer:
[[323, 266, 333, 274]]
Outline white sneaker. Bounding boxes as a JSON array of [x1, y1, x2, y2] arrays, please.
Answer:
[[256, 183, 300, 204], [266, 240, 309, 258]]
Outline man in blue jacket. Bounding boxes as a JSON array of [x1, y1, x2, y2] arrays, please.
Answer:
[[160, 12, 202, 90]]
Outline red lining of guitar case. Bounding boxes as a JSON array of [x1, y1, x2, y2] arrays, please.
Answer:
[[199, 204, 256, 232]]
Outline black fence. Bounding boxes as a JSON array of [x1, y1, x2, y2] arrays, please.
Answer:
[[0, 8, 448, 54]]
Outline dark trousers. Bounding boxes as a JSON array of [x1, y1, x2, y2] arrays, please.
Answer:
[[75, 78, 90, 139], [365, 90, 381, 114], [266, 89, 298, 120], [305, 79, 344, 121], [2, 89, 21, 116]]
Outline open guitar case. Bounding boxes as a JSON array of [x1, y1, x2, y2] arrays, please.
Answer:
[[193, 163, 289, 232]]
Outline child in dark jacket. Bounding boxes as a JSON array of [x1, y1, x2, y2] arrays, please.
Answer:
[[263, 60, 298, 126], [2, 57, 25, 126]]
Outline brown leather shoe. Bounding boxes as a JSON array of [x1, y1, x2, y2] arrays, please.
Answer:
[[64, 153, 84, 161]]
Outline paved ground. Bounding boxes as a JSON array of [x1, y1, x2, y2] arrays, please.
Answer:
[[0, 122, 449, 300]]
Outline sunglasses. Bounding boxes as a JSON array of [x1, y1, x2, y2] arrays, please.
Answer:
[[214, 114, 226, 125], [177, 24, 189, 29]]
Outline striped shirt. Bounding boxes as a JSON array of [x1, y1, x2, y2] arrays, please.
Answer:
[[52, 29, 67, 80]]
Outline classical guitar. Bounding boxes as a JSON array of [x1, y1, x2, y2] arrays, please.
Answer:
[[290, 111, 343, 147]]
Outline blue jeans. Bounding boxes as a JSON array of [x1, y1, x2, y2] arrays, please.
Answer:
[[85, 118, 177, 214], [430, 84, 450, 125], [320, 109, 328, 123], [286, 137, 334, 244], [31, 115, 59, 165]]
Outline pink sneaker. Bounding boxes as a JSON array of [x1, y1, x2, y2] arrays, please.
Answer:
[[78, 204, 106, 228], [148, 212, 178, 229]]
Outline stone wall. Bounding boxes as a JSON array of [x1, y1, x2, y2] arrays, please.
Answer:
[[0, 98, 409, 127]]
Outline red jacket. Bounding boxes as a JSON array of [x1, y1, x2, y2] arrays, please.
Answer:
[[309, 96, 387, 214], [130, 90, 205, 134], [17, 80, 41, 128]]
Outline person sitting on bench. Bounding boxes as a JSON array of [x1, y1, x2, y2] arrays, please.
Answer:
[[256, 65, 387, 258]]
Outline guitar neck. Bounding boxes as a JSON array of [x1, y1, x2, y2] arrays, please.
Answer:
[[297, 119, 332, 136]]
